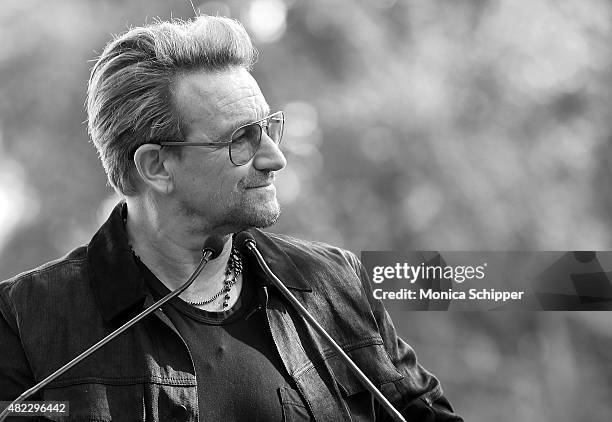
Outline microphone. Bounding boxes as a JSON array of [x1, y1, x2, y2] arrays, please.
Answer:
[[201, 236, 225, 261], [0, 235, 225, 421], [235, 232, 407, 422]]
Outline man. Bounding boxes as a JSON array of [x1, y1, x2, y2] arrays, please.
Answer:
[[0, 16, 462, 421]]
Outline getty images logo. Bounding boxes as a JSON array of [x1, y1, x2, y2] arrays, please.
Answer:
[[371, 262, 488, 284]]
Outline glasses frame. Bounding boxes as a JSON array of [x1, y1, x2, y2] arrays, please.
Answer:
[[158, 111, 285, 166]]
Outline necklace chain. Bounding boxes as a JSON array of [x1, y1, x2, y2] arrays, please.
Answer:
[[123, 211, 243, 309], [187, 244, 242, 308]]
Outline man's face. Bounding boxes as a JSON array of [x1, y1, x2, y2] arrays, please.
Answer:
[[167, 67, 287, 234]]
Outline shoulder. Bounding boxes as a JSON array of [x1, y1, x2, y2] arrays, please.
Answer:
[[0, 245, 88, 292], [250, 229, 370, 300], [257, 230, 362, 274], [0, 246, 89, 328]]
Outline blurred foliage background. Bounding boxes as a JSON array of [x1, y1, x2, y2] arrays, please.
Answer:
[[1, 0, 611, 420]]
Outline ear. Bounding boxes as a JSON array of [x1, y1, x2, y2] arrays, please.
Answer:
[[133, 144, 175, 194]]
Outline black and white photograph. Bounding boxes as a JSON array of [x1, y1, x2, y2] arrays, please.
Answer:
[[0, 1, 611, 421]]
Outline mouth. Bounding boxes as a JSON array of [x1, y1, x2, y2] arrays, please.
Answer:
[[244, 175, 275, 189], [245, 183, 274, 189]]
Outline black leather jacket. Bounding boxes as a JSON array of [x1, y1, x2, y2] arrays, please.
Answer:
[[0, 203, 462, 421]]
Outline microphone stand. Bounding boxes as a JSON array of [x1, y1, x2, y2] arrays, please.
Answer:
[[0, 240, 223, 422], [241, 237, 407, 422]]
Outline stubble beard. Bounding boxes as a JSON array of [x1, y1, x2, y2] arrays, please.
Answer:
[[177, 188, 281, 234], [226, 193, 281, 229], [225, 174, 282, 230], [194, 183, 282, 232]]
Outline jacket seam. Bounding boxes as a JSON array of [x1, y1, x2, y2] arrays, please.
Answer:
[[0, 286, 18, 331], [293, 336, 384, 378], [0, 257, 87, 295], [24, 257, 87, 278], [46, 376, 197, 389], [317, 336, 384, 363], [282, 400, 307, 408], [0, 284, 43, 392]]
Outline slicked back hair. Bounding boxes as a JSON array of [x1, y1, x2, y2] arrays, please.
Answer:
[[87, 16, 258, 196]]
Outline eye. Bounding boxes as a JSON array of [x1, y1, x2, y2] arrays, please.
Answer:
[[231, 127, 248, 142], [232, 124, 259, 144]]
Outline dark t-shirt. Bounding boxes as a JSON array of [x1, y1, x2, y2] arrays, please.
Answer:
[[137, 257, 303, 421]]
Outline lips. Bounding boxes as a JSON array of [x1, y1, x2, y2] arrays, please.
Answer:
[[244, 175, 275, 189], [246, 183, 273, 189]]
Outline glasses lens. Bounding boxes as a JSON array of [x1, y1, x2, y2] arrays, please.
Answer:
[[267, 112, 284, 145], [228, 112, 284, 165], [229, 123, 261, 165]]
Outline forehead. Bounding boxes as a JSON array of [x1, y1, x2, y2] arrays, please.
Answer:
[[173, 67, 269, 140]]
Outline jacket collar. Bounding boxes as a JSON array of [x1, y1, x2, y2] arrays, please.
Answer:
[[246, 228, 312, 293], [87, 202, 311, 324]]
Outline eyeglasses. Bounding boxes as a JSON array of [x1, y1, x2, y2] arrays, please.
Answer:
[[159, 111, 285, 166]]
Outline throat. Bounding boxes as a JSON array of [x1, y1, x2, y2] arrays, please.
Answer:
[[184, 245, 243, 310]]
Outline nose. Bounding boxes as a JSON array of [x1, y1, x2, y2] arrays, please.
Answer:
[[252, 132, 287, 171]]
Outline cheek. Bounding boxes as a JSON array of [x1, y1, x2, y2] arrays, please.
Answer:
[[207, 168, 248, 199], [179, 151, 251, 195], [186, 154, 230, 182]]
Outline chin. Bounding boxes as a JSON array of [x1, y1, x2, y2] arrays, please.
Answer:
[[249, 205, 281, 229], [225, 201, 281, 230]]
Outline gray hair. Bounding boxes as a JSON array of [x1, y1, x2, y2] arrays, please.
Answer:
[[87, 16, 258, 196]]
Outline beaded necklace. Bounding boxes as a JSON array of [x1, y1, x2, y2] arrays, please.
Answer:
[[123, 213, 242, 309], [186, 244, 242, 309]]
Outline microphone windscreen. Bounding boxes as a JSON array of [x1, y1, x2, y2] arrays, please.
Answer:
[[235, 231, 256, 255], [202, 235, 225, 259]]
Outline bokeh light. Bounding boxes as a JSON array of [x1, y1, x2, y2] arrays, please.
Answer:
[[0, 136, 39, 255], [244, 0, 287, 43]]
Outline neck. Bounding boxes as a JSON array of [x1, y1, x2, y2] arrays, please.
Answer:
[[124, 197, 233, 296]]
